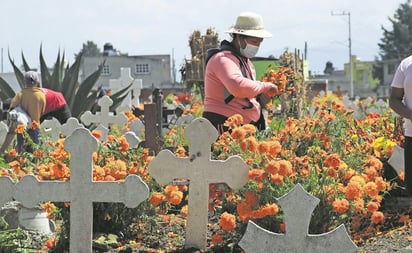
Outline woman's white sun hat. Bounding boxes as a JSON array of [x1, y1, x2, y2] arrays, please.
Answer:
[[226, 12, 272, 38]]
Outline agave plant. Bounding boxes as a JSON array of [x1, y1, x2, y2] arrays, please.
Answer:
[[0, 45, 132, 118]]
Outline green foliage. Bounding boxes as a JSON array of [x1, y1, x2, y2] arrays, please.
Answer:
[[378, 0, 412, 60]]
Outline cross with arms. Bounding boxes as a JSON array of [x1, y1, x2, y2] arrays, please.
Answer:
[[12, 128, 150, 252], [148, 118, 249, 249], [239, 184, 357, 252]]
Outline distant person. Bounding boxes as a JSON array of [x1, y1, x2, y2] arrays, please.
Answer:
[[202, 12, 279, 133], [40, 87, 71, 124], [0, 71, 46, 154], [389, 55, 412, 196]]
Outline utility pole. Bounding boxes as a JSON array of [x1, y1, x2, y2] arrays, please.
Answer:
[[331, 11, 353, 99]]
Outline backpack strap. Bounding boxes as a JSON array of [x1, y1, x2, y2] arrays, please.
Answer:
[[205, 42, 253, 108]]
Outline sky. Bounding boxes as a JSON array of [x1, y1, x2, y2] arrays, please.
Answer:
[[0, 0, 406, 76]]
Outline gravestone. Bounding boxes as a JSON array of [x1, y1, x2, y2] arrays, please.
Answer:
[[61, 117, 84, 137], [127, 119, 145, 139], [80, 95, 128, 128], [0, 121, 8, 145], [148, 117, 249, 249], [40, 117, 62, 141], [239, 183, 357, 253], [5, 128, 150, 252], [109, 67, 143, 108]]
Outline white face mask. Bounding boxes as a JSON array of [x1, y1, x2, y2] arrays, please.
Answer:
[[239, 40, 260, 58]]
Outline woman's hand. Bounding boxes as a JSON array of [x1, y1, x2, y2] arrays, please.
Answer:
[[265, 83, 279, 97]]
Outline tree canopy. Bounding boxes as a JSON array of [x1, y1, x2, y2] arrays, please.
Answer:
[[75, 41, 101, 60], [378, 0, 412, 60]]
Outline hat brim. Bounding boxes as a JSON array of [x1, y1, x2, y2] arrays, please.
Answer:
[[226, 28, 272, 38]]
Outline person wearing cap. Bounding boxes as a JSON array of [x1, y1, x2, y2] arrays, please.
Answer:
[[202, 12, 279, 133], [0, 71, 46, 154]]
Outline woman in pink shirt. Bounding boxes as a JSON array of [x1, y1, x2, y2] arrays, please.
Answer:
[[202, 12, 279, 133]]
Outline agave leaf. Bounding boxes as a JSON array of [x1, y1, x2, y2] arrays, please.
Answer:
[[62, 53, 83, 103], [39, 45, 52, 88], [0, 76, 16, 100], [21, 52, 31, 72], [48, 51, 63, 91], [8, 50, 24, 89], [69, 64, 102, 109], [71, 90, 99, 118]]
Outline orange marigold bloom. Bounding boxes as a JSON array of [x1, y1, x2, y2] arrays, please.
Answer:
[[241, 124, 257, 135], [210, 233, 224, 245], [15, 124, 26, 134], [219, 212, 236, 232], [91, 130, 102, 140], [180, 205, 188, 217], [231, 128, 246, 139], [118, 136, 129, 151], [345, 181, 363, 200], [352, 198, 365, 213], [166, 189, 183, 205], [371, 211, 384, 224], [8, 149, 17, 158], [363, 181, 379, 197], [224, 114, 243, 129], [244, 191, 259, 208], [265, 160, 280, 174], [248, 169, 267, 181], [368, 156, 383, 170], [268, 140, 282, 157], [30, 120, 39, 130], [366, 201, 380, 213], [374, 177, 388, 191], [149, 192, 166, 206], [324, 153, 341, 168], [260, 203, 279, 216], [280, 222, 286, 233], [278, 160, 293, 177], [258, 141, 270, 154], [332, 199, 349, 213], [270, 173, 284, 184]]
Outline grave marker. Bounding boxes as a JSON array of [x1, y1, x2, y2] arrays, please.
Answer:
[[40, 117, 62, 141], [109, 67, 143, 108], [239, 183, 357, 253], [61, 117, 84, 137], [11, 128, 149, 252], [148, 117, 249, 249], [80, 95, 128, 128]]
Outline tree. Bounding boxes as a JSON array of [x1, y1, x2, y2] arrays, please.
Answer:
[[378, 0, 412, 60], [75, 41, 101, 60]]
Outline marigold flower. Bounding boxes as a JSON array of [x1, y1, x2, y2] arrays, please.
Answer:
[[15, 124, 26, 134], [324, 153, 341, 168], [265, 160, 280, 174], [268, 140, 282, 157], [278, 160, 293, 177], [371, 211, 384, 224], [91, 130, 102, 140], [332, 199, 349, 213], [30, 120, 39, 130], [363, 181, 379, 197], [345, 181, 363, 200], [219, 212, 236, 232], [180, 205, 188, 217], [149, 192, 166, 206], [244, 191, 259, 208], [231, 128, 246, 139], [366, 201, 380, 212], [211, 233, 224, 245], [248, 169, 267, 181], [270, 173, 284, 184]]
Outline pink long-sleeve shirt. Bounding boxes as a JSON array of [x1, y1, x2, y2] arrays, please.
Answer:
[[203, 50, 273, 123]]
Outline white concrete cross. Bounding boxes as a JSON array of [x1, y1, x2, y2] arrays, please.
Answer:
[[109, 67, 143, 108], [239, 183, 357, 253], [388, 144, 405, 177], [80, 95, 128, 128], [0, 121, 9, 146], [11, 128, 150, 252], [61, 117, 84, 137], [127, 119, 145, 138], [40, 117, 62, 141], [148, 117, 249, 249]]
